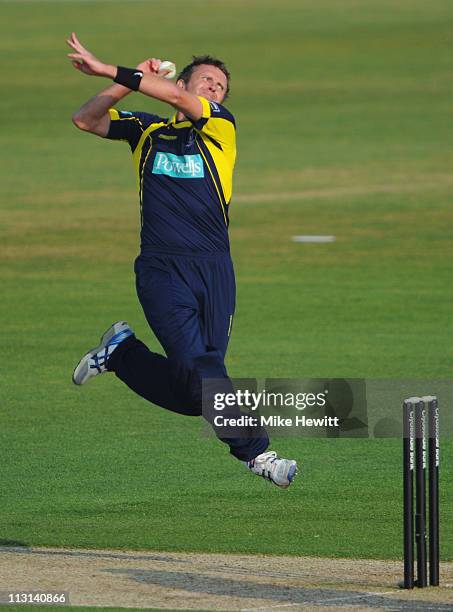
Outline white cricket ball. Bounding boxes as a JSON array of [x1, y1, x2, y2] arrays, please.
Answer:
[[158, 60, 177, 79]]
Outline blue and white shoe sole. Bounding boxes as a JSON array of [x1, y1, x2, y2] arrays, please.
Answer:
[[72, 321, 130, 386], [287, 462, 298, 483], [279, 462, 298, 489]]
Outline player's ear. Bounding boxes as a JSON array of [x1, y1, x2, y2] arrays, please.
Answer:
[[176, 79, 186, 90]]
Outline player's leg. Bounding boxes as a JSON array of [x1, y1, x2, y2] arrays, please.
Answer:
[[123, 253, 269, 463], [72, 255, 200, 416], [199, 253, 298, 488], [72, 319, 196, 415], [107, 334, 195, 415], [107, 254, 205, 416], [183, 253, 267, 459]]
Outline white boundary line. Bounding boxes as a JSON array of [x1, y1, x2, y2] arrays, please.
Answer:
[[292, 235, 336, 243]]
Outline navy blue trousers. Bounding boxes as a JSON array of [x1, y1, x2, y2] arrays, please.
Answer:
[[108, 251, 269, 462]]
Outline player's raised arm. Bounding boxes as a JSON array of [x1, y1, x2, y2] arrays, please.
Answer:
[[71, 85, 129, 137], [68, 33, 167, 136], [67, 33, 203, 122]]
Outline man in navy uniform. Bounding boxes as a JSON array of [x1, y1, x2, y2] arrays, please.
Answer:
[[68, 33, 297, 488]]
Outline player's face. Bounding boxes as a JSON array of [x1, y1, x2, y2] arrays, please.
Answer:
[[185, 65, 228, 103]]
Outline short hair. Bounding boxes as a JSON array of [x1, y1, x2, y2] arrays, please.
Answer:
[[177, 55, 231, 99]]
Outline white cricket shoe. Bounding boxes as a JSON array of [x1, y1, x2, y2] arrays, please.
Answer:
[[72, 321, 134, 386], [248, 451, 298, 489]]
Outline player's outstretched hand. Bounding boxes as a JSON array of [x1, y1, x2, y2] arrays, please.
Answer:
[[66, 32, 114, 78]]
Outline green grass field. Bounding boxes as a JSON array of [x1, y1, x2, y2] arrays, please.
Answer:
[[1, 0, 452, 561]]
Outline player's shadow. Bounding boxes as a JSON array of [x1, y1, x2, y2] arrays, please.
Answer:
[[0, 539, 29, 547], [103, 568, 414, 609]]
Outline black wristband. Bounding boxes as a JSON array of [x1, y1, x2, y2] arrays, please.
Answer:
[[113, 66, 143, 91]]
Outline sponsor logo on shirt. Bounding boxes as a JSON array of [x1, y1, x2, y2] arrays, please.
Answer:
[[152, 152, 204, 178]]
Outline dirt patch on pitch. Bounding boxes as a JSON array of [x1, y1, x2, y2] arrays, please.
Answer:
[[1, 546, 452, 611]]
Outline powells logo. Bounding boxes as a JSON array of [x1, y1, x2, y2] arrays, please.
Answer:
[[152, 153, 204, 178]]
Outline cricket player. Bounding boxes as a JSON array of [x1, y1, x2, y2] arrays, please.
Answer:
[[68, 33, 297, 488]]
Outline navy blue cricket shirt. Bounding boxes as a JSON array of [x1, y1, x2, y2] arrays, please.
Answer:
[[106, 96, 236, 254]]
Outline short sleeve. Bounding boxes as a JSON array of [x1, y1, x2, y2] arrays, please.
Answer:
[[189, 97, 236, 150], [106, 109, 165, 152]]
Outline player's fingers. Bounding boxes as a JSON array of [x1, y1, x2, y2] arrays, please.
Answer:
[[68, 33, 78, 47], [67, 53, 83, 60], [70, 32, 86, 52], [150, 58, 161, 73], [71, 60, 87, 72]]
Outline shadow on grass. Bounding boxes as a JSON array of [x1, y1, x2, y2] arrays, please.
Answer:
[[0, 539, 29, 547]]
